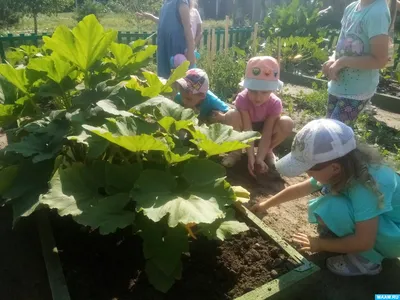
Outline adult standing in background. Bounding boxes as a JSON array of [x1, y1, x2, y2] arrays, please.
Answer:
[[137, 0, 200, 78], [137, 0, 195, 78]]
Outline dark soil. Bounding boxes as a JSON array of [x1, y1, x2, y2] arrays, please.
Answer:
[[0, 206, 51, 300], [50, 213, 296, 300], [378, 78, 400, 97]]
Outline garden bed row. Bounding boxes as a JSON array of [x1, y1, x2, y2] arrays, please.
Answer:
[[37, 202, 318, 300], [280, 72, 400, 114]]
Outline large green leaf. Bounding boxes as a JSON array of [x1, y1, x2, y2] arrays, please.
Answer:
[[12, 193, 42, 225], [132, 45, 157, 64], [96, 100, 133, 117], [164, 61, 189, 88], [142, 195, 224, 227], [0, 104, 20, 128], [145, 259, 181, 293], [43, 15, 117, 71], [1, 159, 55, 223], [2, 159, 54, 201], [198, 208, 249, 241], [133, 97, 196, 121], [137, 216, 188, 293], [27, 55, 74, 84], [5, 120, 69, 163], [141, 72, 164, 98], [73, 193, 134, 235], [0, 64, 28, 94], [182, 158, 226, 186], [40, 162, 137, 234], [0, 165, 19, 195], [134, 169, 224, 227], [83, 124, 168, 153], [40, 163, 106, 216], [190, 123, 260, 156], [0, 75, 18, 105], [109, 42, 133, 70], [216, 220, 249, 241]]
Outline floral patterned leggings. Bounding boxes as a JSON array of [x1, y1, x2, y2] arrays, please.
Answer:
[[327, 94, 370, 124]]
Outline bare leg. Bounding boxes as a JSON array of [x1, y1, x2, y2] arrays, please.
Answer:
[[221, 109, 245, 167], [222, 109, 243, 131], [269, 116, 294, 150]]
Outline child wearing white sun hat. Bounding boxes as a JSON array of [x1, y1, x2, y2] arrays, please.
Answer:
[[252, 118, 400, 276]]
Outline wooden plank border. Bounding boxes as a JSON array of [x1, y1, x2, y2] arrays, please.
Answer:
[[234, 204, 320, 300], [36, 210, 71, 300]]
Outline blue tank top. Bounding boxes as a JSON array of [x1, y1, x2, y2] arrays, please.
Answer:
[[157, 0, 190, 78], [158, 0, 188, 37]]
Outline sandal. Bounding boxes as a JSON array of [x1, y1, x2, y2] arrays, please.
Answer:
[[326, 254, 382, 276]]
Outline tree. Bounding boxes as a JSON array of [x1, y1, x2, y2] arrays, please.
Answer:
[[17, 0, 74, 33], [0, 0, 24, 27]]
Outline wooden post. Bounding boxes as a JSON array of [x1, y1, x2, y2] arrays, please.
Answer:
[[252, 22, 259, 56], [211, 28, 217, 60], [224, 16, 230, 52], [207, 28, 212, 63]]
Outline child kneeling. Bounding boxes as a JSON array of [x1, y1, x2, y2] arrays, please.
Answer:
[[220, 56, 294, 177], [174, 68, 234, 123], [253, 119, 400, 276]]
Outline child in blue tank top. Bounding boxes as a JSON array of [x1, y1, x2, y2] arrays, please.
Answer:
[[322, 0, 390, 123], [252, 119, 400, 276]]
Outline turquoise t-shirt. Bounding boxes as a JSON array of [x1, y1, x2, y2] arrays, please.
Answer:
[[174, 90, 229, 120], [310, 165, 400, 260], [328, 0, 390, 97]]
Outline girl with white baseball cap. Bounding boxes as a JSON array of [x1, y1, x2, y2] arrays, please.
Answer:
[[252, 118, 400, 276]]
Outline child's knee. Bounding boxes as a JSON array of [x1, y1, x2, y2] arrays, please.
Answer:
[[277, 116, 294, 135], [223, 109, 243, 130]]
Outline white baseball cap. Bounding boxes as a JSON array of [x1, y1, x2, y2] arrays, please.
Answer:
[[276, 119, 357, 177]]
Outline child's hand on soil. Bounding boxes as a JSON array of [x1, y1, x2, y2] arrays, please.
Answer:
[[292, 233, 321, 252], [250, 201, 270, 214], [210, 111, 225, 123], [255, 158, 268, 174]]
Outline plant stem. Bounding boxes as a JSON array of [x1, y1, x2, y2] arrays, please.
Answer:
[[136, 152, 143, 169]]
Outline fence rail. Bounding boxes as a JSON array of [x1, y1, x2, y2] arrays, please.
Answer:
[[0, 27, 254, 62]]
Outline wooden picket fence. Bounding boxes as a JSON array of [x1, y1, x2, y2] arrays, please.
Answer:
[[2, 18, 400, 69], [0, 20, 254, 63]]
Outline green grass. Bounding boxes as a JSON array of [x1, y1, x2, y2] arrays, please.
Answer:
[[0, 12, 229, 34]]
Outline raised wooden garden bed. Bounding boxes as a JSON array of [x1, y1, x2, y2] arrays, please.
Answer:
[[37, 204, 319, 300], [280, 71, 400, 114]]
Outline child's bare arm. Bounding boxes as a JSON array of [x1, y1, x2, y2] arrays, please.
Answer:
[[179, 4, 195, 66], [253, 179, 315, 212], [195, 23, 203, 47], [239, 110, 254, 153], [330, 35, 388, 79], [136, 12, 159, 23], [256, 115, 279, 162]]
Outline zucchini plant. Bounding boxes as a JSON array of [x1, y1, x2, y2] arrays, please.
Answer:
[[0, 15, 259, 292]]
